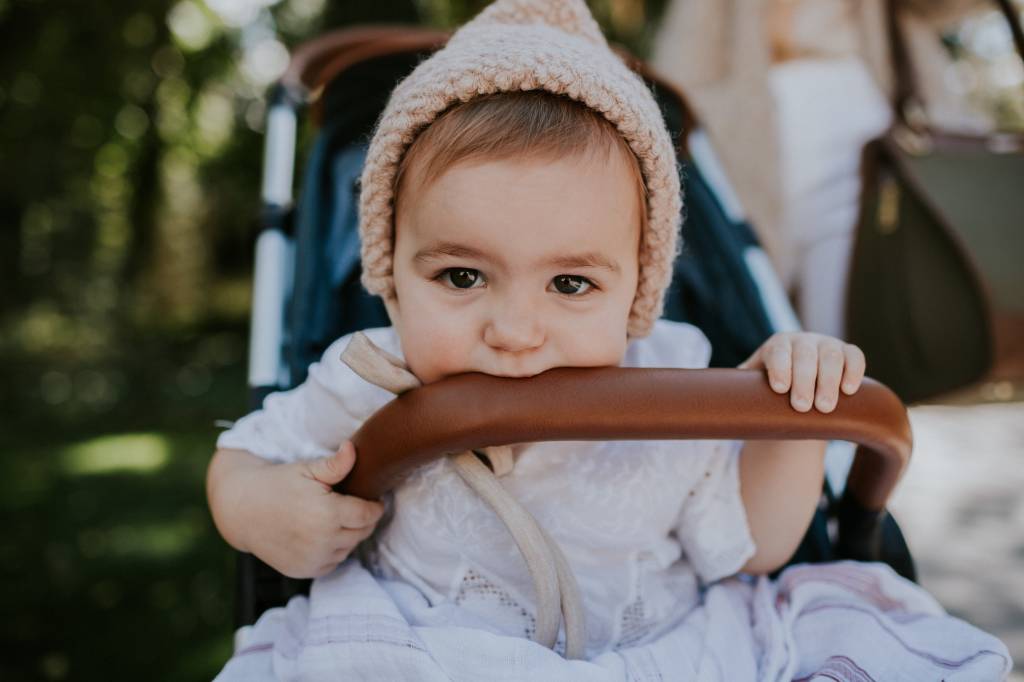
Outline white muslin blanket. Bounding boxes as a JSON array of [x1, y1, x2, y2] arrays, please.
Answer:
[[216, 559, 1011, 681]]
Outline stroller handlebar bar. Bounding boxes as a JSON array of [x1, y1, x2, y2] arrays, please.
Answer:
[[338, 368, 911, 511], [281, 27, 450, 107]]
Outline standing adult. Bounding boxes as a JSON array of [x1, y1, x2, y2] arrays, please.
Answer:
[[652, 0, 992, 337]]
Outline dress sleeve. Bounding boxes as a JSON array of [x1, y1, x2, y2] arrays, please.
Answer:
[[215, 329, 397, 463], [645, 322, 756, 584], [674, 438, 756, 585]]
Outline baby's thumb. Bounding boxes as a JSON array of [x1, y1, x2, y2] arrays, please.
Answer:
[[310, 441, 357, 486]]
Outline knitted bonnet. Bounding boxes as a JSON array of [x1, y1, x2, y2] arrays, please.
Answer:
[[358, 0, 682, 338]]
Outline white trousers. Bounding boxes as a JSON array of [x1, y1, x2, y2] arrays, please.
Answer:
[[770, 57, 892, 338]]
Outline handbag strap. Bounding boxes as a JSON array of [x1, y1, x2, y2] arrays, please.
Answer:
[[885, 0, 1024, 126], [340, 332, 588, 659]]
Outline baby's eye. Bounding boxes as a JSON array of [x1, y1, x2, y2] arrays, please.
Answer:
[[550, 275, 593, 296], [438, 268, 484, 290]]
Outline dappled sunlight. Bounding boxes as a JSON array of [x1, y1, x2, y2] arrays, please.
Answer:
[[60, 433, 171, 476], [3, 426, 235, 681], [168, 1, 217, 51], [84, 513, 206, 560], [194, 87, 235, 156]]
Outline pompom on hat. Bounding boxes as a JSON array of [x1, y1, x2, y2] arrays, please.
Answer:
[[358, 0, 682, 338]]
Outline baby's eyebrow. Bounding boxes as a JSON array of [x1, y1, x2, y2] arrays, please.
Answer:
[[414, 241, 491, 263], [544, 252, 620, 273], [414, 241, 619, 273]]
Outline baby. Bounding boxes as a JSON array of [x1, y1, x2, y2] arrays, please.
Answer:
[[207, 1, 1010, 679]]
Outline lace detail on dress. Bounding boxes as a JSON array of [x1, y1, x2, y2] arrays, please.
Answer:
[[618, 594, 649, 648], [455, 568, 536, 640], [617, 553, 654, 649]]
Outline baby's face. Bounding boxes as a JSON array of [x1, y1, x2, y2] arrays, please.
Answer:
[[390, 151, 641, 384]]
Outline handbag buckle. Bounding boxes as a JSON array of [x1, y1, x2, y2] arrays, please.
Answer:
[[892, 123, 933, 157], [877, 176, 901, 235]]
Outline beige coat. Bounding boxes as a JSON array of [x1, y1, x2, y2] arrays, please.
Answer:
[[651, 0, 989, 272]]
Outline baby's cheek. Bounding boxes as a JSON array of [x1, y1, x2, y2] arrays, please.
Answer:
[[400, 320, 473, 384], [582, 333, 629, 367], [552, 317, 628, 368]]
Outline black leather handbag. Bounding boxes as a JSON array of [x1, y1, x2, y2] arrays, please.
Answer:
[[846, 0, 1024, 403]]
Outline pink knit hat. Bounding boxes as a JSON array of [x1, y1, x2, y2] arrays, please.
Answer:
[[358, 0, 682, 338]]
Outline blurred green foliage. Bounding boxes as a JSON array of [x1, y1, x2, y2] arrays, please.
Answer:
[[0, 0, 671, 429]]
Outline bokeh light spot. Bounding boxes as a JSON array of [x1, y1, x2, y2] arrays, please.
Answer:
[[194, 88, 234, 155], [61, 433, 170, 476], [240, 38, 289, 86], [115, 104, 150, 140], [151, 45, 185, 78], [95, 143, 130, 179], [40, 370, 72, 405], [38, 652, 70, 680], [168, 0, 216, 52], [11, 72, 41, 105]]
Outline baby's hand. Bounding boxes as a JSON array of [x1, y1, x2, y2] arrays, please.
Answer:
[[235, 441, 384, 579], [739, 332, 866, 413]]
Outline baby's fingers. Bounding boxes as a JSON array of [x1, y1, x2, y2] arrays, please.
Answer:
[[331, 526, 376, 559], [332, 493, 385, 530], [814, 342, 846, 413], [841, 344, 866, 395], [790, 338, 818, 412], [317, 526, 377, 572], [760, 337, 793, 393]]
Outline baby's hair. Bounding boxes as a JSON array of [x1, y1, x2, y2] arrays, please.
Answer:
[[393, 90, 648, 232]]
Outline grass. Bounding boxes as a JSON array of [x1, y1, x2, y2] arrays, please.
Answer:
[[0, 427, 238, 681], [0, 327, 249, 681]]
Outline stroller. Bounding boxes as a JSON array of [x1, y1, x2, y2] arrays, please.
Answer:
[[234, 25, 917, 648]]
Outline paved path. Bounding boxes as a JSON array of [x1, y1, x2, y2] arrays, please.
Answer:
[[887, 399, 1024, 677]]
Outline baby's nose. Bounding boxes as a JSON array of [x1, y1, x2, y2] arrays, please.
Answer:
[[483, 299, 545, 353]]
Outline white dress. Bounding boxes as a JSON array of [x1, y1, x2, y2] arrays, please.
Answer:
[[215, 320, 1012, 681], [219, 320, 755, 655]]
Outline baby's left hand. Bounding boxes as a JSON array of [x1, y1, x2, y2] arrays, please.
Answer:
[[739, 332, 866, 413]]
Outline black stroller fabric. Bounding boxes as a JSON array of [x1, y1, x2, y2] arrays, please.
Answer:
[[666, 164, 774, 368]]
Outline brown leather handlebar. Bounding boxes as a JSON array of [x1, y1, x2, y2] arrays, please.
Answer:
[[340, 368, 912, 511], [283, 27, 450, 91]]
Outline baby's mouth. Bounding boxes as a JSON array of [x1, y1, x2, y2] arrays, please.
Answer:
[[489, 362, 562, 379]]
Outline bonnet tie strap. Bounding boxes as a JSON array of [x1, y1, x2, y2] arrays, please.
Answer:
[[340, 332, 586, 659]]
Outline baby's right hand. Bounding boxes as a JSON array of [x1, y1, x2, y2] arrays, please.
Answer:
[[236, 441, 385, 579]]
